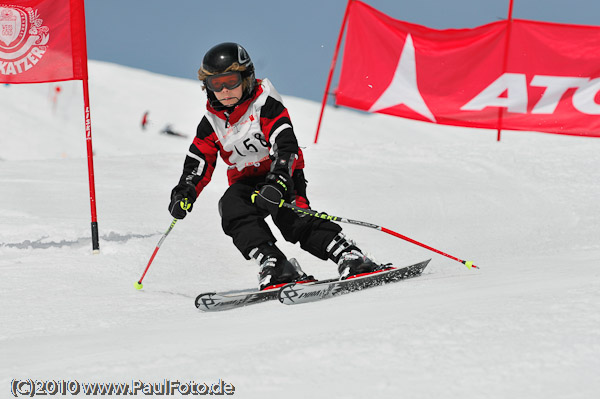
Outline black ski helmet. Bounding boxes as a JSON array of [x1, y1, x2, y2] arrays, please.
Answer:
[[203, 43, 253, 73], [201, 42, 255, 89], [200, 42, 257, 110]]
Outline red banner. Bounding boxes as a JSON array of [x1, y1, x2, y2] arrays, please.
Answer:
[[0, 0, 88, 83], [336, 1, 600, 137]]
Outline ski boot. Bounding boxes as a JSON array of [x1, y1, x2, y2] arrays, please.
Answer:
[[326, 233, 383, 279], [250, 243, 314, 290], [258, 256, 315, 290], [336, 249, 381, 279]]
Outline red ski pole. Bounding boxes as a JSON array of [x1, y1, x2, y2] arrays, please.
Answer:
[[282, 202, 478, 269], [135, 218, 179, 290]]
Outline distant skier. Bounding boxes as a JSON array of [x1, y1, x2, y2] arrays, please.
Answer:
[[50, 85, 61, 112], [160, 123, 188, 138], [141, 111, 149, 130], [168, 42, 383, 290]]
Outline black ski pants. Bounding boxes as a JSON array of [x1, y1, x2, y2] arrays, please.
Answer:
[[218, 179, 342, 260]]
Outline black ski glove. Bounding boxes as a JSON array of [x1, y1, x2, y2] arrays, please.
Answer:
[[252, 172, 294, 216], [168, 183, 197, 219]]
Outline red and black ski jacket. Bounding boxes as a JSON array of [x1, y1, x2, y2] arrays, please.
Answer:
[[176, 79, 307, 206]]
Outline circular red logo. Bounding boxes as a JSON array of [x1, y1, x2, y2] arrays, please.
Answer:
[[0, 5, 49, 75]]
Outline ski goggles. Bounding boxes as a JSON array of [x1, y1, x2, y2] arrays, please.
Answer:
[[205, 72, 243, 92]]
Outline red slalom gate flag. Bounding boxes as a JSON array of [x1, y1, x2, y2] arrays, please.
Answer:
[[1, 0, 100, 252], [335, 1, 600, 137], [0, 0, 87, 83]]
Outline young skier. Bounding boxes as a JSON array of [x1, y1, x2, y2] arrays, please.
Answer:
[[168, 42, 382, 290]]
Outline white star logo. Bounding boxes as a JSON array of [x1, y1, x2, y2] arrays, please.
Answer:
[[368, 34, 436, 122]]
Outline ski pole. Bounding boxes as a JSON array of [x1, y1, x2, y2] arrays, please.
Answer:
[[282, 202, 478, 269], [135, 217, 179, 290]]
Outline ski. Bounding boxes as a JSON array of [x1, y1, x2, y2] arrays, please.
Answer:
[[196, 259, 430, 311], [195, 288, 279, 312], [278, 259, 431, 306], [195, 280, 323, 312]]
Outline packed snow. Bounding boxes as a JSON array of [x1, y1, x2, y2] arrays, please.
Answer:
[[1, 61, 599, 399]]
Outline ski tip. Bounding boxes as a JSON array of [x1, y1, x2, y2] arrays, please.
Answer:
[[195, 292, 217, 310]]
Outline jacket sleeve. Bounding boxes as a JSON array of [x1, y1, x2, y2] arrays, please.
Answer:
[[260, 96, 299, 158], [177, 117, 219, 197]]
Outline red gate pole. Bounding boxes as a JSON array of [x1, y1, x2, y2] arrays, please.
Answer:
[[497, 0, 515, 142], [82, 77, 99, 252], [313, 0, 354, 144], [77, 0, 99, 252]]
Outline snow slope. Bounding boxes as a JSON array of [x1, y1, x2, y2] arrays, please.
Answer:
[[1, 61, 599, 399]]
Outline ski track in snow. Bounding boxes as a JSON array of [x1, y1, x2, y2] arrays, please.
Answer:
[[1, 61, 599, 399]]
